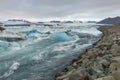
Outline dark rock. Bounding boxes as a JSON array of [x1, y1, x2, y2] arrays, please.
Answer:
[[95, 76, 115, 80], [69, 68, 90, 80], [100, 59, 110, 68], [110, 44, 120, 56], [109, 56, 120, 72], [112, 69, 120, 80]]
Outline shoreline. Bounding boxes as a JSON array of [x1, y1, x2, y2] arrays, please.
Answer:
[[55, 25, 120, 80]]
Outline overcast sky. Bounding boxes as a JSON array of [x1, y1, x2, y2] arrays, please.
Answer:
[[0, 0, 120, 21]]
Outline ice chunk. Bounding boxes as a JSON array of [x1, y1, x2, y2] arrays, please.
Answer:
[[50, 32, 78, 41], [21, 29, 41, 38], [21, 29, 40, 35]]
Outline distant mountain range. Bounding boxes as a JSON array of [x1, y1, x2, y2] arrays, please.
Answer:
[[50, 20, 83, 23], [98, 16, 120, 24], [87, 21, 97, 23], [3, 19, 31, 26], [50, 21, 61, 23], [1, 17, 120, 26]]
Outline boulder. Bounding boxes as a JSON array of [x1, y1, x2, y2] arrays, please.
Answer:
[[100, 59, 110, 68], [112, 69, 120, 80], [66, 66, 74, 71], [109, 57, 120, 72], [56, 69, 76, 80], [95, 76, 115, 80], [69, 68, 90, 80], [110, 44, 120, 56], [111, 56, 120, 64]]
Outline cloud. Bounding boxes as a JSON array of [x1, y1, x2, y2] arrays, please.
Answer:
[[0, 0, 120, 21]]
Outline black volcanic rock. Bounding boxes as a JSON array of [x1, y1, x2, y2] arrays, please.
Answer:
[[98, 16, 120, 24]]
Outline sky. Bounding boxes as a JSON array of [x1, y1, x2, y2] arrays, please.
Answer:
[[0, 0, 120, 22]]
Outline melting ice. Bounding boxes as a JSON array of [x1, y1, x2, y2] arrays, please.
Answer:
[[0, 23, 102, 80]]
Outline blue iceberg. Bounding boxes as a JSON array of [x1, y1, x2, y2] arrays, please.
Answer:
[[21, 29, 40, 35], [20, 29, 41, 38], [50, 32, 78, 41]]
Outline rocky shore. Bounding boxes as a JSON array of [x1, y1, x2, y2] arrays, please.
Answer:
[[55, 25, 120, 80]]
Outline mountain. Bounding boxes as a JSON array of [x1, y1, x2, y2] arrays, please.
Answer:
[[50, 21, 61, 23], [3, 19, 31, 26], [98, 16, 120, 24], [64, 21, 74, 23]]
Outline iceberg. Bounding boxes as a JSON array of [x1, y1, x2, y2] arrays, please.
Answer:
[[21, 29, 40, 35], [21, 29, 41, 38], [50, 32, 78, 41], [0, 31, 26, 42]]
